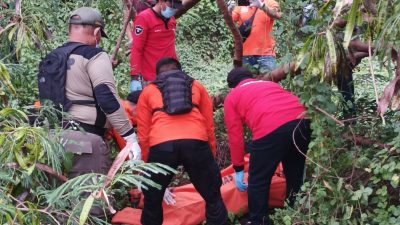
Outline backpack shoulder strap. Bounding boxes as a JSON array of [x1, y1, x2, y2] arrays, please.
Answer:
[[247, 8, 258, 23], [62, 43, 97, 106], [57, 42, 86, 55], [151, 70, 196, 114]]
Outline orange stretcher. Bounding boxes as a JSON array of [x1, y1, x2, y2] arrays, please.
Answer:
[[112, 154, 286, 225]]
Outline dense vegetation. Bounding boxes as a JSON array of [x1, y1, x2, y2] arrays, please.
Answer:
[[1, 0, 400, 224]]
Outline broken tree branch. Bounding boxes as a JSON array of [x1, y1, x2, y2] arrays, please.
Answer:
[[215, 0, 243, 67], [111, 0, 137, 67], [7, 162, 68, 182], [342, 133, 388, 149], [313, 105, 345, 127], [259, 62, 298, 82]]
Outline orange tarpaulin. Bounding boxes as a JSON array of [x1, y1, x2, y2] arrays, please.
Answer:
[[112, 154, 286, 225]]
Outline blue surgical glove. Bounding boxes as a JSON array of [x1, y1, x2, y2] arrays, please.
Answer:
[[235, 171, 248, 192], [130, 79, 142, 92]]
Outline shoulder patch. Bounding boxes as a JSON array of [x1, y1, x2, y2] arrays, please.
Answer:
[[135, 25, 144, 36]]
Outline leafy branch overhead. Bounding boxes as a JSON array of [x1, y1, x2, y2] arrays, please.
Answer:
[[0, 107, 175, 224]]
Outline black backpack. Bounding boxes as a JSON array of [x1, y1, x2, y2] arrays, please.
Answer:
[[38, 43, 94, 111], [153, 70, 196, 115]]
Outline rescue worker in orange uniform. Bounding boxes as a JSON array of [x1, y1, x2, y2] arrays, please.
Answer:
[[136, 57, 228, 225], [230, 0, 281, 75]]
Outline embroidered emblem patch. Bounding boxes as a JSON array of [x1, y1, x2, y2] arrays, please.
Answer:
[[135, 25, 143, 35]]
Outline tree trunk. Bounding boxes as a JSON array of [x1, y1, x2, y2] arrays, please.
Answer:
[[215, 0, 243, 67]]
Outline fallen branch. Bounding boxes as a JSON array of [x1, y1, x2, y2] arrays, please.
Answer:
[[111, 0, 136, 67], [313, 105, 345, 127], [349, 39, 372, 53], [94, 144, 132, 214], [35, 163, 68, 182], [342, 133, 389, 149], [259, 62, 298, 82], [9, 193, 73, 225], [215, 0, 243, 67], [6, 162, 68, 182]]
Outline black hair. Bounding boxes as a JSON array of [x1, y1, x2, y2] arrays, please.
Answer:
[[156, 57, 182, 75], [227, 67, 253, 88]]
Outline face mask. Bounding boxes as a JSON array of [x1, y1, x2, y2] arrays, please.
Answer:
[[94, 28, 101, 48], [161, 6, 177, 18], [94, 37, 100, 48]]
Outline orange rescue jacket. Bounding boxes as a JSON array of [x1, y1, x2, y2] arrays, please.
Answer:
[[232, 0, 280, 56], [136, 80, 217, 157]]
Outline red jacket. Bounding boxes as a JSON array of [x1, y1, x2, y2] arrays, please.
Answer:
[[136, 80, 217, 157], [223, 79, 306, 167], [130, 8, 178, 81]]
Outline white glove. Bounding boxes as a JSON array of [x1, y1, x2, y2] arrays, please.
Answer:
[[249, 0, 263, 9], [123, 133, 141, 161], [163, 188, 176, 205], [227, 0, 236, 11]]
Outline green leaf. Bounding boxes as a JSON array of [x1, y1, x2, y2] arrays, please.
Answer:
[[79, 194, 95, 225], [0, 62, 16, 95], [0, 108, 28, 122], [0, 135, 6, 146], [391, 174, 399, 188], [13, 132, 28, 169], [326, 29, 337, 75], [7, 25, 18, 42], [343, 0, 360, 48], [295, 36, 313, 71]]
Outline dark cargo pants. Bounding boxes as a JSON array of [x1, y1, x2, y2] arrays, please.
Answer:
[[61, 130, 112, 218], [61, 129, 111, 178], [140, 139, 228, 225], [247, 119, 311, 225]]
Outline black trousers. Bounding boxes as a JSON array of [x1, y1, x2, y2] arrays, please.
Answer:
[[247, 119, 311, 225], [140, 139, 228, 225]]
